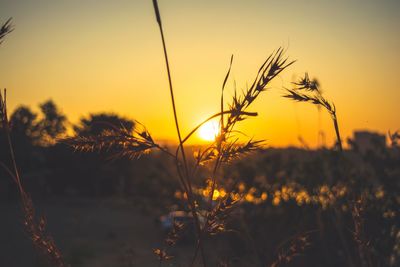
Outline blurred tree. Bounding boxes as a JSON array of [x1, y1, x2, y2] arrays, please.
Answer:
[[74, 113, 135, 136], [6, 106, 42, 173], [65, 113, 136, 195], [10, 106, 39, 145], [38, 99, 67, 145]]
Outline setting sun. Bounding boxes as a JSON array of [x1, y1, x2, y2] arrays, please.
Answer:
[[198, 120, 220, 142], [0, 1, 399, 266]]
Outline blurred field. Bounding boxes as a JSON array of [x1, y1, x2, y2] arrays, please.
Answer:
[[0, 197, 200, 267], [1, 143, 398, 266]]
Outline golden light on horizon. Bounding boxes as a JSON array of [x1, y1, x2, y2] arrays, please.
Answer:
[[0, 1, 399, 148], [198, 120, 220, 142]]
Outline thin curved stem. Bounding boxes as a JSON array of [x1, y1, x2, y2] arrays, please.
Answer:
[[152, 1, 207, 265], [1, 89, 23, 194], [181, 110, 258, 147], [154, 144, 177, 159], [332, 112, 343, 152]]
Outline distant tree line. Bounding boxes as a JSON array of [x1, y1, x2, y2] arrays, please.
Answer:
[[0, 100, 177, 203]]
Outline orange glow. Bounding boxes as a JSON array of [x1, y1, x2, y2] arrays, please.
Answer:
[[212, 189, 220, 201], [1, 1, 398, 147], [261, 192, 268, 201]]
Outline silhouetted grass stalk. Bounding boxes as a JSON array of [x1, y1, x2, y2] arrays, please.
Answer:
[[2, 20, 66, 266], [189, 49, 295, 264], [0, 17, 13, 44], [333, 114, 342, 151], [63, 4, 294, 265], [0, 89, 66, 267], [269, 232, 312, 267], [284, 73, 342, 151], [283, 74, 356, 266], [152, 1, 207, 266]]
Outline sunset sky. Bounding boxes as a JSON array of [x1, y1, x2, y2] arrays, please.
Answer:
[[0, 0, 399, 147]]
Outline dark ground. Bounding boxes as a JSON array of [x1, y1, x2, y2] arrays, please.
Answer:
[[0, 197, 201, 267]]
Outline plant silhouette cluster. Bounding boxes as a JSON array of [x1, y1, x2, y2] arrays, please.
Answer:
[[1, 4, 399, 267], [284, 72, 343, 151], [63, 1, 298, 265]]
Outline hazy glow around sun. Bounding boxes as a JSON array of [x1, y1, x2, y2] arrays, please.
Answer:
[[198, 120, 220, 141]]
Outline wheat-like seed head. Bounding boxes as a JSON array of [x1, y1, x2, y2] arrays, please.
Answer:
[[206, 194, 240, 235], [220, 139, 264, 163], [293, 72, 320, 92], [0, 18, 13, 45], [226, 48, 294, 131], [2, 89, 67, 266], [63, 124, 158, 159], [21, 193, 67, 267], [284, 88, 335, 115], [270, 232, 311, 267], [153, 248, 173, 261]]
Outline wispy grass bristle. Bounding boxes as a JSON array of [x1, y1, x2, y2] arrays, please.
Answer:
[[63, 125, 158, 159], [226, 48, 295, 132], [206, 194, 240, 235], [293, 72, 320, 92], [284, 88, 335, 114], [0, 17, 13, 45], [270, 232, 311, 267], [283, 72, 342, 151]]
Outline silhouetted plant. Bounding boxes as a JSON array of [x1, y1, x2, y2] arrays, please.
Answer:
[[0, 17, 13, 45], [64, 1, 295, 266], [1, 89, 67, 267], [269, 232, 312, 267], [284, 72, 343, 151], [2, 3, 397, 267], [65, 122, 163, 160]]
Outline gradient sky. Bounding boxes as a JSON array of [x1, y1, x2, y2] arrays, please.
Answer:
[[0, 0, 399, 147]]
